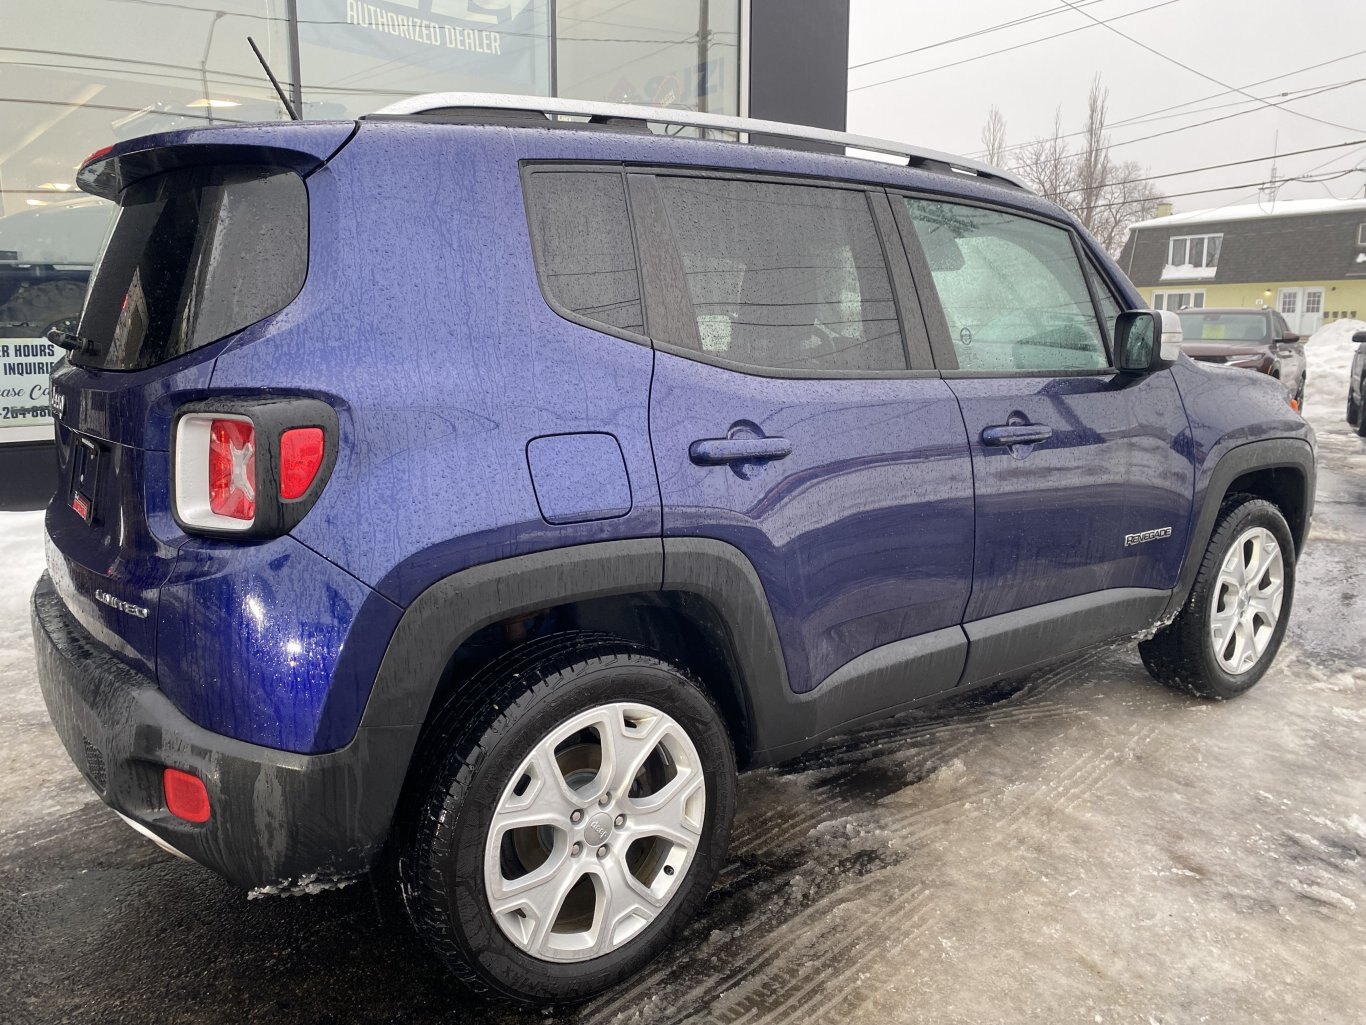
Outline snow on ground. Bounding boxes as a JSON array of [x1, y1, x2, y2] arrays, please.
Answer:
[[0, 510, 93, 836], [1302, 318, 1365, 424]]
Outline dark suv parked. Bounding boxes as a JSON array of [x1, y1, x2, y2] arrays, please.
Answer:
[[32, 95, 1314, 1005], [1176, 307, 1308, 409]]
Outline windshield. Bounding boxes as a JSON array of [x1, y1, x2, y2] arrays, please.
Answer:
[[75, 164, 307, 371], [1178, 312, 1270, 344]]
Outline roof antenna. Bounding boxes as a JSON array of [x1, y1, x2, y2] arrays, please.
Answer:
[[248, 36, 300, 121]]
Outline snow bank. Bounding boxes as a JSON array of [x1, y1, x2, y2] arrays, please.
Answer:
[[1302, 319, 1365, 423]]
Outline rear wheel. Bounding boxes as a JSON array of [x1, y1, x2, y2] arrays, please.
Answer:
[[1355, 376, 1366, 436], [1349, 391, 1360, 427], [1140, 497, 1294, 699], [398, 633, 736, 1005]]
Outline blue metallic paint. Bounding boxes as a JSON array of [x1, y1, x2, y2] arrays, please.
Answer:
[[155, 535, 401, 753], [648, 350, 975, 696], [526, 433, 633, 525], [947, 370, 1195, 620]]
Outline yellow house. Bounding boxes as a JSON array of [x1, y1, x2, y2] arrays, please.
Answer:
[[1117, 197, 1366, 334]]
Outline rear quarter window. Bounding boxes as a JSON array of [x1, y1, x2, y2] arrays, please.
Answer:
[[76, 164, 307, 371], [524, 170, 645, 337]]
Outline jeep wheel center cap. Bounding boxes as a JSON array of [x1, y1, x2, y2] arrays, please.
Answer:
[[585, 812, 614, 846]]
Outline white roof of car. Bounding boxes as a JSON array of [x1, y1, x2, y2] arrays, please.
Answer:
[[1131, 197, 1366, 230]]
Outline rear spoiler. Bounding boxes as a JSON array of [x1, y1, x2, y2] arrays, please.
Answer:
[[77, 122, 357, 201]]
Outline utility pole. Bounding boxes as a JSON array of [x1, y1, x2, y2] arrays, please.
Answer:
[[696, 0, 709, 113]]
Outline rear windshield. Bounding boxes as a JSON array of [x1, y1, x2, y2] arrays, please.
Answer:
[[75, 165, 306, 370], [1178, 312, 1270, 344]]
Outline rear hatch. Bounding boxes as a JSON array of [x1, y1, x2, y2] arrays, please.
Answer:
[[45, 125, 351, 676]]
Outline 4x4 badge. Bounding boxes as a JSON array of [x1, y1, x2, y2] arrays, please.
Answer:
[[1124, 527, 1173, 547]]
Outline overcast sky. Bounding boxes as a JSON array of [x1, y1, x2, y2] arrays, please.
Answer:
[[847, 0, 1366, 212]]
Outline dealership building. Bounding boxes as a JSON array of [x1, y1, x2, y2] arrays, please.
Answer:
[[0, 0, 850, 507]]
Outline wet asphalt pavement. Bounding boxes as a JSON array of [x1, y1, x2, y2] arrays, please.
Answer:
[[2, 417, 1364, 1025]]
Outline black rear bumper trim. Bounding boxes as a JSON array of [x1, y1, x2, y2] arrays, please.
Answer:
[[30, 571, 416, 890]]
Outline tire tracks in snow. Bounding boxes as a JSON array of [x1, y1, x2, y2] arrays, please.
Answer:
[[580, 650, 1175, 1025]]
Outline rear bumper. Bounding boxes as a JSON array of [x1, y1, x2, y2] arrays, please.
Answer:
[[31, 571, 416, 890]]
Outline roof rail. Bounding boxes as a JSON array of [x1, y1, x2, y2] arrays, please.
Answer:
[[367, 92, 1029, 192]]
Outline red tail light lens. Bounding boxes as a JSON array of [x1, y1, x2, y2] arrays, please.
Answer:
[[208, 419, 257, 520], [163, 767, 211, 823], [279, 427, 325, 500]]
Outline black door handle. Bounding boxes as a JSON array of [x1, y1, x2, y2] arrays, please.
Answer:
[[981, 424, 1053, 447], [689, 436, 793, 465]]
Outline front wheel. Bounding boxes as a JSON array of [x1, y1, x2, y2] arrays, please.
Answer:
[[398, 634, 736, 1005], [1140, 497, 1295, 699]]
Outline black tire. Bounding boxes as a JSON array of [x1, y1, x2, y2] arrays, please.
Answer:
[[1349, 391, 1360, 427], [397, 632, 737, 1006], [1356, 378, 1366, 436], [1139, 496, 1295, 699]]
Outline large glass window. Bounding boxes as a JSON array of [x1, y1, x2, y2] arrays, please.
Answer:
[[903, 198, 1108, 373], [555, 0, 740, 116], [655, 177, 905, 373], [526, 171, 643, 336]]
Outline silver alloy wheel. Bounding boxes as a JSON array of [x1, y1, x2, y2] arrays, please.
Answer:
[[1210, 525, 1285, 675], [483, 701, 706, 962]]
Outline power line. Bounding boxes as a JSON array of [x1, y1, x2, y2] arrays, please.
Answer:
[[1012, 77, 1366, 174], [1052, 0, 1366, 135], [848, 0, 1181, 93], [848, 0, 1109, 71], [970, 48, 1366, 160], [1088, 165, 1366, 211], [1054, 138, 1366, 197]]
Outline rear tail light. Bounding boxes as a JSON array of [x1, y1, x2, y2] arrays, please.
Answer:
[[163, 768, 211, 823], [176, 413, 257, 532], [209, 418, 257, 520], [173, 400, 336, 537]]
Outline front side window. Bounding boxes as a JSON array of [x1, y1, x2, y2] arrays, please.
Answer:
[[654, 177, 905, 373], [525, 171, 644, 336], [1085, 259, 1123, 342], [902, 198, 1108, 372]]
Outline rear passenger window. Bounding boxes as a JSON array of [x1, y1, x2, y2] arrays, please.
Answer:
[[903, 198, 1109, 372], [526, 171, 644, 336], [655, 177, 905, 372]]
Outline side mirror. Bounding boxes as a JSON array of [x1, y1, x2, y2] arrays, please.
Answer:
[[1281, 330, 1303, 343], [1354, 331, 1366, 345], [1116, 309, 1181, 373]]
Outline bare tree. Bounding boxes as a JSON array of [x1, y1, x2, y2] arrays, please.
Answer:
[[1014, 108, 1075, 210], [1088, 160, 1163, 254], [1074, 75, 1112, 236], [981, 105, 1008, 168], [979, 81, 1164, 255]]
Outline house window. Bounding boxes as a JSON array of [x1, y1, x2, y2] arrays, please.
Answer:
[[1153, 290, 1205, 311], [1305, 290, 1323, 315], [1357, 223, 1366, 246], [1162, 233, 1222, 280]]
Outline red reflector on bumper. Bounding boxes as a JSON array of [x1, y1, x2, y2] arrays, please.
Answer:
[[163, 768, 211, 823]]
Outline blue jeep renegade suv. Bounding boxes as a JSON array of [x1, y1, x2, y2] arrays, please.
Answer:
[[31, 94, 1315, 1004]]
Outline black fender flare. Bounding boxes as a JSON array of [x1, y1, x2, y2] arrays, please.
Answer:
[[351, 537, 790, 847], [1164, 436, 1315, 619]]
